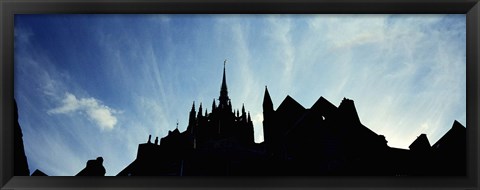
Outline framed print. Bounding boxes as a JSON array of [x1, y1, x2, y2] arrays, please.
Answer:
[[1, 0, 479, 189]]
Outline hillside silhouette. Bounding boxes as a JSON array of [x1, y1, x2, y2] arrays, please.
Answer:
[[16, 60, 466, 176]]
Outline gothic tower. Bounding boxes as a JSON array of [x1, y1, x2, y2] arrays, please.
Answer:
[[262, 86, 276, 156], [186, 101, 196, 135], [218, 60, 230, 110]]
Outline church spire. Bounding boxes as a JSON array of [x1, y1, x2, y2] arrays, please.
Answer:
[[212, 98, 217, 112], [242, 104, 246, 115], [222, 59, 227, 88], [263, 86, 273, 112], [198, 103, 203, 118], [187, 101, 196, 135], [219, 59, 230, 109], [241, 103, 247, 121]]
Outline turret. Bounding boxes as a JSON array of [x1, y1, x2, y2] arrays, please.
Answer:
[[263, 86, 274, 112], [187, 101, 196, 135], [241, 104, 247, 121], [212, 99, 216, 112], [198, 103, 203, 118]]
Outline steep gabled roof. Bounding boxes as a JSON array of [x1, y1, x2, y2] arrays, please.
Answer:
[[275, 95, 307, 135], [277, 95, 305, 113], [286, 97, 335, 137], [432, 120, 466, 150], [409, 134, 431, 151], [310, 96, 338, 119]]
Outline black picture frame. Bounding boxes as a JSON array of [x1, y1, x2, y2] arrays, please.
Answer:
[[1, 0, 479, 189]]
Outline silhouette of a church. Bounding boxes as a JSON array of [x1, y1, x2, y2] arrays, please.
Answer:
[[15, 60, 466, 176], [117, 60, 260, 176]]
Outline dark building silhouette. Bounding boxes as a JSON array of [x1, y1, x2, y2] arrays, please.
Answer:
[[262, 93, 392, 175], [431, 120, 466, 175], [118, 61, 261, 176], [15, 61, 466, 176], [409, 134, 431, 152], [116, 61, 466, 176], [262, 89, 465, 176], [76, 157, 106, 176], [13, 99, 30, 176]]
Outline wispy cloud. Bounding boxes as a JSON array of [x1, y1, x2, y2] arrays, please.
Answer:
[[48, 92, 119, 130], [24, 130, 86, 176], [266, 16, 295, 89]]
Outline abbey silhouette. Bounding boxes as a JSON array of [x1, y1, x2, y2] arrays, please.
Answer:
[[118, 60, 257, 176], [16, 60, 466, 176], [115, 61, 466, 176]]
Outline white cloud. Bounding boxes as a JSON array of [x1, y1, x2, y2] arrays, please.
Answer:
[[48, 92, 118, 130]]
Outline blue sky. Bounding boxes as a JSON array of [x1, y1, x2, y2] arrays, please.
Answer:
[[14, 14, 466, 176]]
